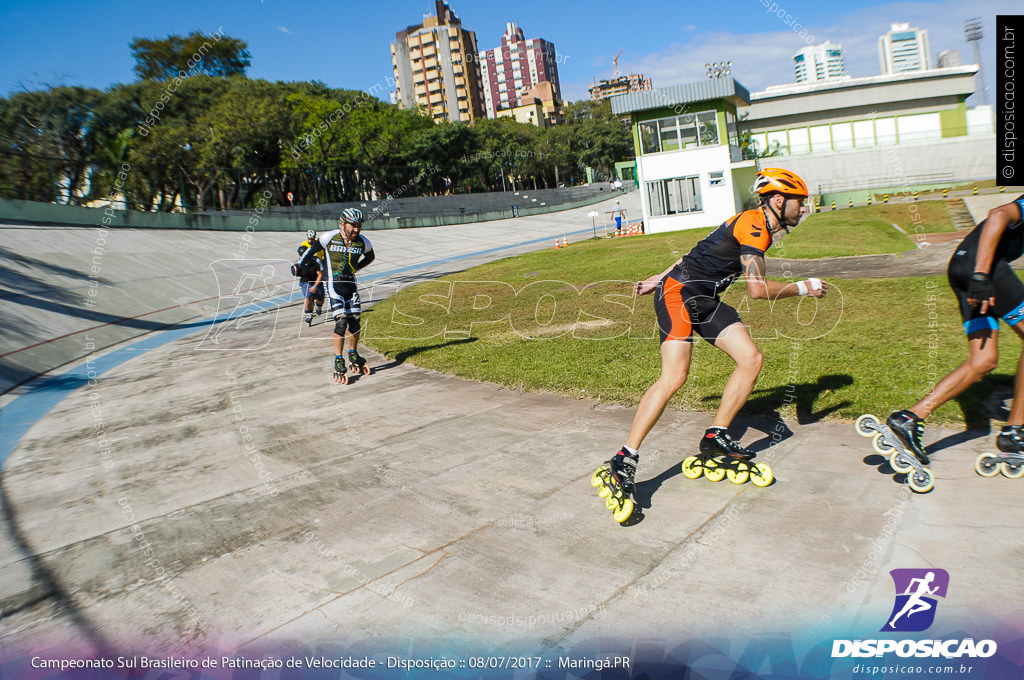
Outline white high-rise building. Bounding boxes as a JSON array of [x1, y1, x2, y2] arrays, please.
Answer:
[[793, 41, 846, 83], [878, 23, 931, 74]]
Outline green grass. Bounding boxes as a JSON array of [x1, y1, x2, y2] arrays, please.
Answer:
[[364, 234, 1020, 426]]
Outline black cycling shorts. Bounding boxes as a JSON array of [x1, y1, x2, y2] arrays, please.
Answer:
[[654, 278, 742, 345], [947, 252, 1024, 334]]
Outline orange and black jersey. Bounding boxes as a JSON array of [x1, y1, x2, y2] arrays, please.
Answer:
[[668, 209, 772, 295]]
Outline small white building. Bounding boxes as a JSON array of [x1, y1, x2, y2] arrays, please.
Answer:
[[610, 79, 757, 234]]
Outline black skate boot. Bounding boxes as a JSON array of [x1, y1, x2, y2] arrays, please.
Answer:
[[886, 410, 929, 464], [699, 427, 754, 461], [608, 448, 639, 494], [591, 448, 639, 523], [304, 312, 313, 326], [314, 304, 323, 316], [996, 426, 1024, 453]]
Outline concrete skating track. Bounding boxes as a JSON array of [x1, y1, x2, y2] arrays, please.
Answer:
[[1, 193, 1021, 659]]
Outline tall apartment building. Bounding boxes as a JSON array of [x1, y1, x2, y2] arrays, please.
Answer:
[[479, 22, 561, 119], [878, 23, 931, 75], [391, 1, 485, 123], [793, 41, 846, 83], [588, 74, 652, 101]]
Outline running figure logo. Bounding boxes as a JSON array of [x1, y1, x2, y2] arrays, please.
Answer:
[[198, 260, 290, 350], [881, 568, 949, 632]]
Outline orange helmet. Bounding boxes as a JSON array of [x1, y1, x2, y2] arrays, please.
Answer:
[[754, 168, 808, 198]]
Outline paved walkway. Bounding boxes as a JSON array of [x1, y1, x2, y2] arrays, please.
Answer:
[[0, 192, 1020, 663]]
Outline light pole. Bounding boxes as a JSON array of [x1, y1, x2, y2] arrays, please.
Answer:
[[964, 18, 987, 106]]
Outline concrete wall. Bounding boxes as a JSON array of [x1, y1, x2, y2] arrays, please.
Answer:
[[0, 183, 634, 232]]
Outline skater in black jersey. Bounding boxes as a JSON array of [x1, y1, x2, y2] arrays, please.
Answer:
[[592, 169, 829, 521], [886, 195, 1024, 467], [296, 229, 325, 326]]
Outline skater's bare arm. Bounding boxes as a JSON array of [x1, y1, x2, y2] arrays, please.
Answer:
[[971, 201, 1022, 312], [975, 202, 1022, 276], [741, 253, 828, 300]]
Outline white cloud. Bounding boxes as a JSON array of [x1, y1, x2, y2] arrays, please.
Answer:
[[610, 0, 1016, 99], [276, 26, 292, 34]]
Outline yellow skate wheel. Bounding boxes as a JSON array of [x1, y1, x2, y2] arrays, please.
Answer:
[[855, 414, 880, 438], [591, 467, 608, 487], [598, 482, 612, 499], [605, 494, 619, 509], [1001, 461, 1024, 479], [975, 453, 1000, 477], [872, 433, 895, 455], [890, 452, 914, 474], [681, 456, 704, 479], [726, 462, 750, 485], [750, 462, 774, 487], [704, 462, 727, 483], [613, 498, 634, 523], [908, 468, 934, 493]]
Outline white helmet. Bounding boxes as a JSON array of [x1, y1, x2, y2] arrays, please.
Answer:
[[341, 208, 364, 224]]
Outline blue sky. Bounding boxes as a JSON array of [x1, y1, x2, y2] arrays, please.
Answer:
[[0, 0, 1017, 102]]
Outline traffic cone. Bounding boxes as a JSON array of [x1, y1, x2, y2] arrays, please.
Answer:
[[554, 237, 560, 249], [562, 235, 568, 247]]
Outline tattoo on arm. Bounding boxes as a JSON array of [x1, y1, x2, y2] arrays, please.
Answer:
[[741, 253, 766, 281]]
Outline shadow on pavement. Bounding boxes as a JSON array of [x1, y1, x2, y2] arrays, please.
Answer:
[[700, 374, 855, 425], [0, 471, 114, 655], [370, 338, 478, 372]]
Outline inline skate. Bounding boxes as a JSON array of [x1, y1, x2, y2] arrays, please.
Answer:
[[854, 411, 934, 493], [681, 428, 773, 486], [975, 426, 1024, 479], [591, 449, 639, 523], [332, 355, 349, 385], [348, 349, 371, 376]]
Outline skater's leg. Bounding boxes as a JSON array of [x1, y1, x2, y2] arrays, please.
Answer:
[[708, 322, 763, 429], [911, 329, 999, 419], [625, 340, 692, 450]]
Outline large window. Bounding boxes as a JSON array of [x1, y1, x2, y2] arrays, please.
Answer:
[[646, 176, 703, 216], [697, 112, 719, 146], [638, 110, 721, 154], [831, 122, 854, 150], [788, 127, 810, 155], [639, 121, 659, 154]]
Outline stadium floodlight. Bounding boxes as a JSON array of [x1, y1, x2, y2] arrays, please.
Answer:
[[705, 61, 732, 79], [964, 18, 987, 106]]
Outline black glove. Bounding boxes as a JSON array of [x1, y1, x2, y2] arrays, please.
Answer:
[[967, 272, 993, 306], [290, 264, 299, 277]]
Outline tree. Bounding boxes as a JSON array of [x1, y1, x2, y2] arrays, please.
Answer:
[[342, 105, 433, 198], [0, 86, 102, 204], [130, 31, 251, 80]]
